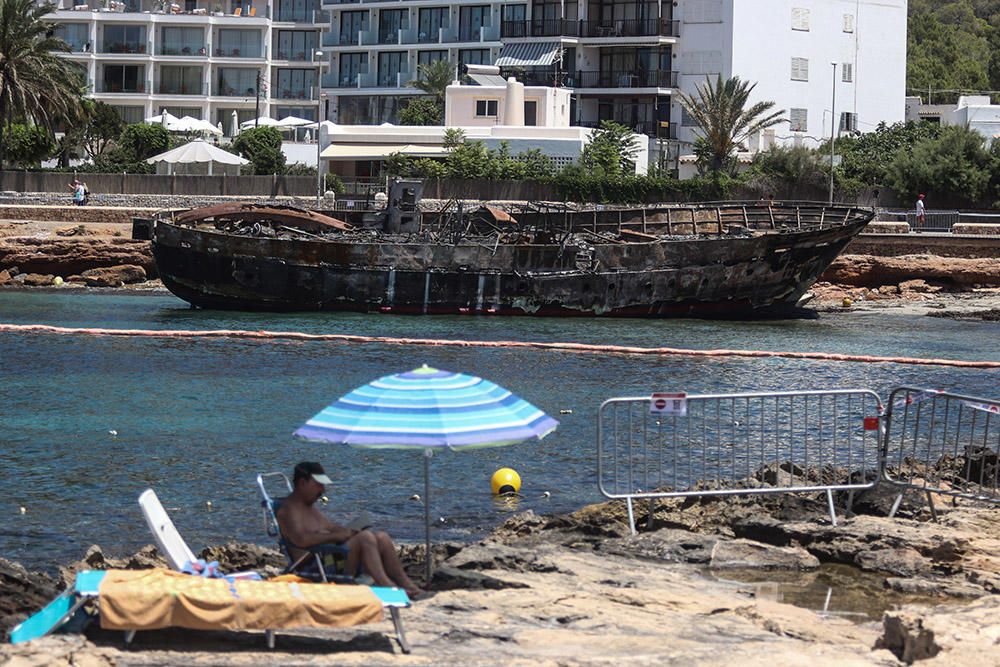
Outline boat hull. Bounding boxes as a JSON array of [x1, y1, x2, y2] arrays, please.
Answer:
[[152, 215, 867, 318]]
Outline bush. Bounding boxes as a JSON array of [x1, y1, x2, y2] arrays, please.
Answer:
[[324, 172, 345, 194], [398, 97, 443, 126], [231, 126, 286, 175], [2, 124, 55, 167]]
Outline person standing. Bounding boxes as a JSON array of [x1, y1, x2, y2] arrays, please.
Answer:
[[915, 193, 926, 229], [68, 179, 85, 206]]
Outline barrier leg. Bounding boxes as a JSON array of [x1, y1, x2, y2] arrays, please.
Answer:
[[645, 498, 655, 530], [826, 489, 838, 527], [626, 498, 637, 536], [265, 629, 275, 649], [845, 490, 855, 518], [925, 490, 938, 522], [888, 492, 904, 519], [124, 630, 136, 645]]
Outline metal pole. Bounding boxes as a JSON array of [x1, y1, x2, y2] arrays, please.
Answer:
[[254, 71, 260, 128], [315, 50, 324, 206], [424, 449, 432, 584], [829, 62, 836, 205]]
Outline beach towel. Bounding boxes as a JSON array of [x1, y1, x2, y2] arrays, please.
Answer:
[[97, 569, 382, 632]]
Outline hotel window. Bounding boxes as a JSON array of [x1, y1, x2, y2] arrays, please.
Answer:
[[459, 49, 490, 65], [378, 9, 408, 44], [276, 30, 317, 60], [791, 8, 809, 31], [53, 23, 89, 52], [459, 5, 491, 41], [102, 64, 145, 93], [790, 57, 808, 82], [112, 105, 145, 125], [377, 51, 406, 87], [101, 25, 146, 54], [159, 27, 203, 56], [843, 14, 855, 33], [216, 29, 261, 57], [789, 108, 807, 132], [418, 8, 448, 43], [476, 99, 498, 117], [340, 11, 367, 45], [275, 68, 316, 98], [842, 63, 853, 83], [338, 52, 367, 86], [418, 50, 448, 67], [216, 68, 257, 96]]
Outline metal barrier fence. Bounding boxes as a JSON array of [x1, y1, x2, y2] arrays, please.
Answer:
[[882, 387, 1000, 519], [597, 390, 885, 532], [876, 209, 1000, 233]]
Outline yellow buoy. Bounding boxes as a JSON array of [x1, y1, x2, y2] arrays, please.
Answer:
[[491, 468, 521, 496], [842, 296, 853, 308]]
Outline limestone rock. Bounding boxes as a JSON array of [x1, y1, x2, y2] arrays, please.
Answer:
[[80, 264, 146, 287], [0, 269, 10, 285], [822, 254, 1000, 287], [709, 539, 820, 570], [197, 542, 285, 575], [0, 238, 154, 277], [0, 558, 59, 642], [22, 273, 55, 286], [875, 611, 941, 663]]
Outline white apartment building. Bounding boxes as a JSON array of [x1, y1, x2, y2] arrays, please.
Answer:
[[48, 0, 907, 161], [905, 95, 1000, 141], [47, 0, 327, 132]]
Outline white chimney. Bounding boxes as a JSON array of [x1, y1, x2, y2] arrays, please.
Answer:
[[503, 77, 525, 126]]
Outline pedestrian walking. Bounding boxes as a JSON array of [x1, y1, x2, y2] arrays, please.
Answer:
[[68, 179, 85, 206], [915, 193, 926, 228]]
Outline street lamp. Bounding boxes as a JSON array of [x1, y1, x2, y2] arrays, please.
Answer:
[[829, 62, 837, 205], [315, 49, 325, 207]]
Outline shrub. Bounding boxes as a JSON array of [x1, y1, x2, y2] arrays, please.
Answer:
[[231, 126, 286, 175]]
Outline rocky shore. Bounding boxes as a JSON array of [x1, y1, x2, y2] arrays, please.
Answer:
[[2, 469, 999, 666]]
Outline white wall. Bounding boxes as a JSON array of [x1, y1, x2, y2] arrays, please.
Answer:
[[445, 83, 572, 127], [673, 0, 907, 149]]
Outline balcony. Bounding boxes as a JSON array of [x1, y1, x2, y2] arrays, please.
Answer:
[[499, 66, 562, 87], [94, 79, 147, 93], [574, 69, 678, 89], [322, 30, 359, 47], [274, 50, 320, 61], [273, 8, 326, 22], [455, 24, 500, 42], [214, 84, 258, 96], [158, 43, 207, 56], [578, 119, 676, 138], [154, 81, 208, 95]]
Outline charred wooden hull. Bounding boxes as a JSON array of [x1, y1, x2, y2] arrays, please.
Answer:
[[151, 204, 870, 318]]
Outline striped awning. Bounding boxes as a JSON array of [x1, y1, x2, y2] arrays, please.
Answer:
[[495, 42, 561, 67]]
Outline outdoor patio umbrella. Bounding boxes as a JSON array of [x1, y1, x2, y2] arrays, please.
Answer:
[[229, 110, 240, 137], [294, 365, 558, 581], [276, 115, 314, 128], [239, 117, 289, 130], [145, 138, 249, 175]]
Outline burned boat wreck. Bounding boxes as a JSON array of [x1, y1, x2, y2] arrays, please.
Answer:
[[149, 193, 873, 317]]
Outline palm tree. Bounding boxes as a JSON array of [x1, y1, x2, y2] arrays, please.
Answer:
[[678, 75, 785, 175], [0, 0, 85, 158], [408, 59, 455, 107]]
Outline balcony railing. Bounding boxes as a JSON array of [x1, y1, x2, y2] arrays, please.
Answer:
[[501, 18, 679, 39], [158, 44, 207, 56], [154, 81, 208, 95], [501, 19, 579, 38], [274, 50, 320, 61], [100, 41, 148, 54], [498, 67, 562, 87], [575, 69, 678, 88], [271, 85, 319, 100], [578, 119, 677, 138], [94, 79, 147, 93], [212, 46, 264, 58], [214, 84, 258, 96], [274, 8, 326, 22]]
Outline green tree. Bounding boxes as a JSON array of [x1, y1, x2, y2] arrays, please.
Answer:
[[2, 123, 54, 166], [677, 75, 784, 175], [835, 120, 941, 186], [0, 0, 86, 152], [408, 59, 454, 107], [115, 123, 170, 162], [399, 97, 443, 126], [747, 145, 828, 196], [232, 125, 286, 175], [885, 124, 995, 207], [82, 101, 124, 159], [580, 120, 639, 179]]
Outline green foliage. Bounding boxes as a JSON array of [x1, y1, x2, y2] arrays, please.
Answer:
[[408, 59, 454, 106], [0, 0, 86, 143], [2, 123, 54, 166], [284, 162, 316, 176], [580, 120, 639, 179], [324, 172, 345, 194], [89, 122, 169, 173], [231, 125, 286, 175], [83, 101, 125, 159], [678, 75, 784, 176], [884, 124, 997, 207], [835, 121, 942, 186], [442, 128, 465, 149], [444, 139, 490, 179], [746, 145, 829, 195], [907, 0, 1000, 102], [398, 97, 443, 126]]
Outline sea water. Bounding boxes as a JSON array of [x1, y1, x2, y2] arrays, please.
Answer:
[[1, 290, 998, 571]]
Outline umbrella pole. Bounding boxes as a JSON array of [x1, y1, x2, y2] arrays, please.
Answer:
[[424, 448, 432, 584]]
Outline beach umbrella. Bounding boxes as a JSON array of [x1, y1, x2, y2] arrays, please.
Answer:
[[240, 116, 283, 129], [230, 110, 240, 137], [145, 138, 249, 175], [294, 365, 558, 581], [276, 115, 314, 128]]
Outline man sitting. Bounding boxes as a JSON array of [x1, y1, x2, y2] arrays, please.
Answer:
[[276, 462, 424, 598]]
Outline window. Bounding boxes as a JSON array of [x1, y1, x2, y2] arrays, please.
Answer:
[[216, 67, 257, 96], [683, 0, 721, 23], [112, 106, 145, 124], [843, 14, 855, 33], [524, 99, 537, 125], [274, 68, 317, 98], [216, 29, 261, 57], [791, 7, 809, 31], [842, 62, 853, 83], [276, 30, 317, 60], [340, 11, 367, 45], [789, 108, 807, 132], [475, 99, 498, 117], [101, 25, 146, 54], [459, 5, 490, 41], [459, 48, 490, 65], [680, 107, 697, 127], [680, 50, 721, 75], [159, 27, 203, 56], [790, 57, 808, 81], [839, 111, 857, 133], [418, 8, 448, 43], [102, 64, 144, 93], [418, 50, 448, 67], [338, 52, 367, 86], [378, 9, 408, 44], [53, 23, 89, 52], [377, 51, 406, 87], [158, 65, 203, 95]]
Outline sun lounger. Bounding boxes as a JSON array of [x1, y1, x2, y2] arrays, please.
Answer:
[[257, 472, 352, 583], [9, 489, 412, 652]]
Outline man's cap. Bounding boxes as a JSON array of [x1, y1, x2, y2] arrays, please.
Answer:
[[293, 461, 332, 485], [918, 193, 925, 198]]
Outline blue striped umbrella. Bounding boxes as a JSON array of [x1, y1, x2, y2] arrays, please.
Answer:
[[294, 365, 558, 580]]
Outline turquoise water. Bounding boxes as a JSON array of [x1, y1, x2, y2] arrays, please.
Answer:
[[2, 289, 999, 571]]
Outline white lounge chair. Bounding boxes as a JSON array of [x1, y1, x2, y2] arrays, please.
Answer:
[[137, 489, 195, 570]]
